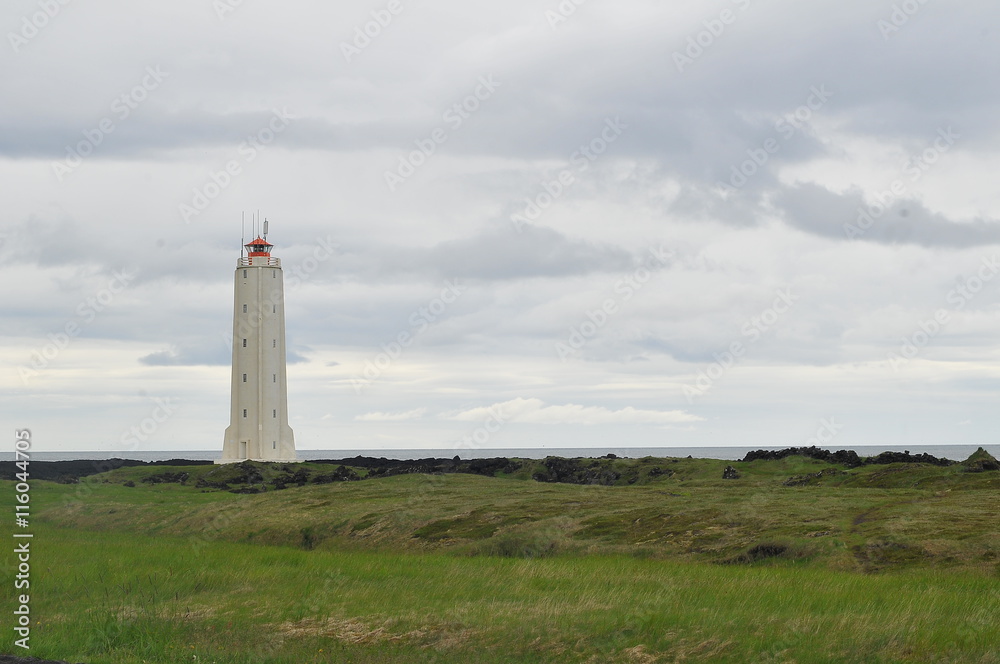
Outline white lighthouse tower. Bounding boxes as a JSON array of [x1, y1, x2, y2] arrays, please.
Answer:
[[219, 221, 297, 463]]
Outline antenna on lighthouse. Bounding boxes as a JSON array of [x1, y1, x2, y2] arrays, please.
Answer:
[[241, 212, 246, 257], [263, 218, 268, 240]]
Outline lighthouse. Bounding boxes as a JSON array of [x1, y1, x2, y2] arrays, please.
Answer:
[[219, 221, 297, 463]]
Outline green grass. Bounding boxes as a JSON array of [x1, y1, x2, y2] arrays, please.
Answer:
[[5, 455, 1000, 662], [11, 523, 1000, 664]]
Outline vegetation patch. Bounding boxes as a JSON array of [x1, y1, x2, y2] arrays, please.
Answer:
[[724, 541, 791, 564], [141, 471, 189, 485], [531, 456, 622, 485], [854, 539, 929, 571], [963, 447, 1000, 473], [468, 530, 562, 559], [783, 467, 846, 486], [413, 514, 501, 542], [312, 465, 361, 483]]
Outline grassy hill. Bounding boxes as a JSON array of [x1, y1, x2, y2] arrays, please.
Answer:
[[36, 453, 1000, 571], [7, 452, 1000, 663]]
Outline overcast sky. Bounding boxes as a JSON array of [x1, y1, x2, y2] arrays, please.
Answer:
[[3, 0, 1000, 454]]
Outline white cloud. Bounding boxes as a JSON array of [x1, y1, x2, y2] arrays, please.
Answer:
[[355, 408, 428, 422], [444, 397, 702, 426]]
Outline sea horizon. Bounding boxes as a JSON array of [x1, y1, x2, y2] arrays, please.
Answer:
[[7, 444, 997, 463]]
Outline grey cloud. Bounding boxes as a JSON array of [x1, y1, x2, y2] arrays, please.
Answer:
[[326, 225, 637, 283], [139, 344, 230, 367], [139, 343, 308, 367], [401, 225, 635, 280], [775, 183, 1000, 248]]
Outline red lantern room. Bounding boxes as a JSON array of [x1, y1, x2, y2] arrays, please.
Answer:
[[245, 237, 273, 257]]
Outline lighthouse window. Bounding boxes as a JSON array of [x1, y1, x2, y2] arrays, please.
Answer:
[[273, 409, 276, 418], [243, 304, 248, 313], [273, 441, 276, 449], [243, 270, 247, 278], [273, 305, 276, 313], [243, 409, 247, 418], [273, 339, 276, 348], [242, 373, 247, 382], [273, 374, 276, 383], [242, 338, 247, 348], [272, 272, 276, 279]]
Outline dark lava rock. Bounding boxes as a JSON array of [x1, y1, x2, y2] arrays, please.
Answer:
[[225, 461, 264, 485], [141, 471, 189, 484], [313, 456, 523, 479], [783, 467, 846, 486], [866, 450, 953, 466], [312, 465, 361, 483], [270, 469, 309, 489], [195, 478, 231, 490], [532, 456, 621, 485], [722, 465, 741, 480], [466, 457, 522, 476], [962, 447, 1000, 472], [647, 466, 674, 478], [743, 446, 955, 468], [743, 446, 864, 467]]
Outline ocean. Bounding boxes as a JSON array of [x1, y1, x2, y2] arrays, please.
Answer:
[[5, 444, 997, 463]]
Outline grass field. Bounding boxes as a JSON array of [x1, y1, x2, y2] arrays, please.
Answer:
[[5, 454, 1000, 662]]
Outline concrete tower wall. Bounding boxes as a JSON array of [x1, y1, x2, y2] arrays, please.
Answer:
[[221, 254, 296, 462]]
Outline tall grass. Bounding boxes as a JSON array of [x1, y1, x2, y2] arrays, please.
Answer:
[[17, 523, 999, 664]]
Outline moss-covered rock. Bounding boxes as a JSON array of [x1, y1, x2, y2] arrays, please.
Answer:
[[962, 447, 999, 472]]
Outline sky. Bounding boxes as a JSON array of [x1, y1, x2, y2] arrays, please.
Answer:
[[3, 0, 1000, 454]]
